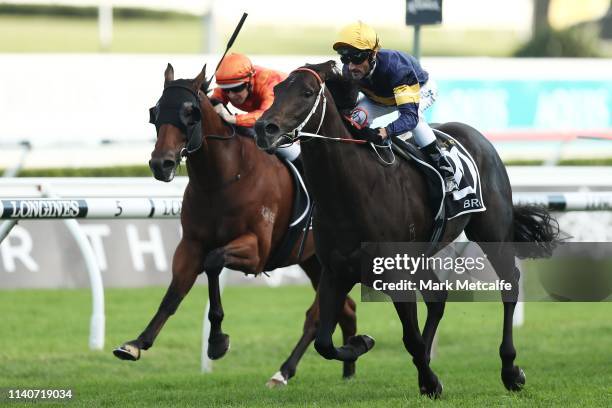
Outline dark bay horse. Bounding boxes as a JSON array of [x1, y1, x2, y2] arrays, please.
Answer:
[[254, 61, 559, 396], [112, 63, 358, 387]]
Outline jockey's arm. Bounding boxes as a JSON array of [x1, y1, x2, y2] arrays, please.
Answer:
[[210, 87, 229, 105], [383, 100, 419, 138], [233, 82, 276, 128], [383, 70, 422, 139]]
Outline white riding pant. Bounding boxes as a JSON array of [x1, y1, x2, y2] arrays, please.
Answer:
[[352, 79, 438, 148], [277, 141, 301, 161]]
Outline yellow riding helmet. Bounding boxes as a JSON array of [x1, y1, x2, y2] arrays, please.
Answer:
[[333, 21, 381, 51]]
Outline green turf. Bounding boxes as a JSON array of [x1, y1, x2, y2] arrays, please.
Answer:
[[0, 285, 610, 407], [0, 15, 523, 56]]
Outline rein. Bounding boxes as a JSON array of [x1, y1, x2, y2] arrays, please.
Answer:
[[282, 68, 366, 145]]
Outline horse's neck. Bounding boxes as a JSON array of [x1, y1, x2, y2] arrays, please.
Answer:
[[301, 102, 373, 213], [187, 99, 243, 191]]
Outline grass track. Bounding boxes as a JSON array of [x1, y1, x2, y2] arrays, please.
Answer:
[[0, 285, 610, 407]]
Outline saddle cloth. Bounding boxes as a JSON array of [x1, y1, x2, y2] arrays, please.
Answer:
[[263, 158, 312, 272], [392, 128, 486, 220]]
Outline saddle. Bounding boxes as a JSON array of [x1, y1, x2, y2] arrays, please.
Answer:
[[380, 128, 486, 250]]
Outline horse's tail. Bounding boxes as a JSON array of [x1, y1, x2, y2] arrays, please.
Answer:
[[513, 205, 560, 259]]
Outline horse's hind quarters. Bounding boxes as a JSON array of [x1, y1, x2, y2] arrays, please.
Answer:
[[112, 343, 141, 361]]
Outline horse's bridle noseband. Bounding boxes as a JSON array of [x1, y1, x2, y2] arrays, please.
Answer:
[[283, 67, 327, 143], [150, 83, 237, 157]]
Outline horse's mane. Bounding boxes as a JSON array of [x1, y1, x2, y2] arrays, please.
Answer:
[[302, 61, 366, 142]]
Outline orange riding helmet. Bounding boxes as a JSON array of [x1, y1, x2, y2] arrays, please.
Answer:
[[215, 53, 256, 89]]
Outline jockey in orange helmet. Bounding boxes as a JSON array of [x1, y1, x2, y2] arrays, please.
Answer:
[[211, 53, 301, 162]]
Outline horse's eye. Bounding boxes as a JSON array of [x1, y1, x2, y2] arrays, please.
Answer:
[[304, 90, 314, 97]]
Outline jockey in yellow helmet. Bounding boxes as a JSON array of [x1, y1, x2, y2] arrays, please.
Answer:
[[333, 21, 456, 192]]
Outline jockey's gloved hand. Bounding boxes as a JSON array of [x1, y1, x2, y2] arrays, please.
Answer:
[[213, 103, 237, 124], [351, 126, 384, 144]]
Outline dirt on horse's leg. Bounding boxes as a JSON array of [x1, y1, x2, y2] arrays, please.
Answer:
[[113, 239, 202, 361], [393, 300, 443, 399]]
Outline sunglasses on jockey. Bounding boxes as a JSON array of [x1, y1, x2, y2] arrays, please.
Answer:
[[338, 50, 371, 65], [222, 82, 249, 94]]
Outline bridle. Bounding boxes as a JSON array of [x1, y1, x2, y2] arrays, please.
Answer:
[[277, 67, 366, 146], [150, 82, 236, 158], [283, 67, 327, 142]]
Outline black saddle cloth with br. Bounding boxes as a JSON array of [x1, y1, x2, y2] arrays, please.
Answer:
[[390, 128, 486, 222]]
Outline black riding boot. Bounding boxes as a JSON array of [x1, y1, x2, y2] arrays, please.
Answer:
[[421, 141, 457, 192]]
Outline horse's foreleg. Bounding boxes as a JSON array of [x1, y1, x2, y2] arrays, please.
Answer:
[[113, 239, 202, 361], [205, 267, 229, 360], [338, 296, 357, 378], [203, 233, 260, 274], [202, 233, 260, 359], [393, 300, 443, 398], [314, 271, 372, 363]]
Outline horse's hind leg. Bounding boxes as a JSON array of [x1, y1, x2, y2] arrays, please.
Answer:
[[113, 238, 202, 361], [466, 213, 526, 391], [421, 295, 446, 363], [394, 299, 443, 398], [268, 256, 357, 387], [483, 245, 525, 391]]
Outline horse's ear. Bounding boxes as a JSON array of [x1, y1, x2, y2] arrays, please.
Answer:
[[310, 60, 339, 83], [193, 64, 208, 92], [164, 63, 174, 87], [324, 60, 342, 81]]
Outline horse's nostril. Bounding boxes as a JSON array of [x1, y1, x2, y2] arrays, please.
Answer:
[[265, 123, 280, 136], [162, 159, 176, 170]]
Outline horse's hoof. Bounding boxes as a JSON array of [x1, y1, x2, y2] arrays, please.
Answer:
[[112, 343, 141, 361], [208, 333, 230, 360], [502, 366, 526, 391], [420, 377, 443, 399], [347, 334, 376, 356], [343, 361, 356, 379], [265, 371, 288, 389]]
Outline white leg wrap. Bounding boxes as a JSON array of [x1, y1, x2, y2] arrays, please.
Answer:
[[277, 143, 301, 162], [412, 120, 437, 148]]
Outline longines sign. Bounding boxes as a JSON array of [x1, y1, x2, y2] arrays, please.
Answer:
[[0, 220, 306, 288]]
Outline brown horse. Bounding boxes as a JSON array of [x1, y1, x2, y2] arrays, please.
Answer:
[[112, 63, 358, 387]]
